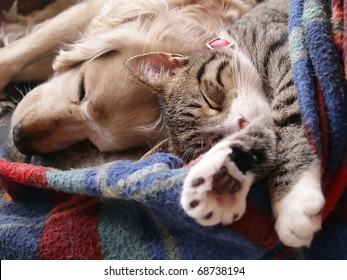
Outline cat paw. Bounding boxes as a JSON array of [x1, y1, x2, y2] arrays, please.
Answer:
[[274, 168, 325, 247], [181, 141, 255, 226]]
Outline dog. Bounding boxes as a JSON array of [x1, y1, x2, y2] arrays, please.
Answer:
[[0, 0, 255, 155]]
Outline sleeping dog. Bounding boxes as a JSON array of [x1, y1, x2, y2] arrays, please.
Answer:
[[0, 0, 255, 155]]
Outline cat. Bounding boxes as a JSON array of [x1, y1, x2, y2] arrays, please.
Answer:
[[126, 0, 325, 248]]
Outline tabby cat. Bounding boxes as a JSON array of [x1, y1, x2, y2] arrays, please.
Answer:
[[126, 0, 324, 248]]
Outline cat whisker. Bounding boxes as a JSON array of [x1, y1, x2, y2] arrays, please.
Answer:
[[181, 146, 196, 162]]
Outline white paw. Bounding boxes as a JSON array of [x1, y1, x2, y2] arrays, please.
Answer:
[[274, 165, 325, 247], [181, 141, 254, 226]]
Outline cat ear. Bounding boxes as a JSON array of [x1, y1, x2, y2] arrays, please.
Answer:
[[126, 52, 189, 90]]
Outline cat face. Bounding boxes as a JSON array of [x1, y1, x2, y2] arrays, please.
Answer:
[[127, 49, 270, 161]]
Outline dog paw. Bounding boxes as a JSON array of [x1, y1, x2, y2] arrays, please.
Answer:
[[0, 53, 19, 90], [0, 65, 14, 91], [274, 169, 325, 247], [2, 1, 27, 24], [180, 140, 255, 226], [1, 22, 28, 43]]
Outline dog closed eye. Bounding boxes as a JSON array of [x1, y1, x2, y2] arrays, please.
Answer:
[[78, 74, 86, 102]]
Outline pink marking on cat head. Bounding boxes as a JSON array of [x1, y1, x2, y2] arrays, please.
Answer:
[[206, 37, 234, 50]]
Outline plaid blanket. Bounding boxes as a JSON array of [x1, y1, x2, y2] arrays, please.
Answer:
[[0, 151, 283, 259], [0, 0, 347, 259]]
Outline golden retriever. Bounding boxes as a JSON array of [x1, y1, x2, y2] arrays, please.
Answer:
[[0, 0, 255, 155]]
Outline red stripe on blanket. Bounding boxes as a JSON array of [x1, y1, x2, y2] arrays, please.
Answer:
[[227, 204, 279, 249], [344, 0, 347, 79], [39, 193, 103, 260], [0, 160, 49, 188], [315, 82, 329, 170], [323, 190, 347, 224], [323, 165, 347, 219], [331, 0, 343, 51]]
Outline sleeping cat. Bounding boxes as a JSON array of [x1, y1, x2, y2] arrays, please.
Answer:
[[126, 0, 324, 248]]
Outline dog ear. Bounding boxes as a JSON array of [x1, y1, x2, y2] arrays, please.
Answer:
[[126, 52, 189, 91], [53, 31, 123, 72]]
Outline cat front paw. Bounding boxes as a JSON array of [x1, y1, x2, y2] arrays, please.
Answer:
[[274, 167, 325, 247], [180, 141, 255, 226]]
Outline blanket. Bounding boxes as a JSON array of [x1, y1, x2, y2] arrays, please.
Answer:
[[1, 0, 347, 260], [289, 0, 347, 218]]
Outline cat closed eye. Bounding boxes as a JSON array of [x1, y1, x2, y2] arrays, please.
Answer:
[[200, 90, 222, 112]]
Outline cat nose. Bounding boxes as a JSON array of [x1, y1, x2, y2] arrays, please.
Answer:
[[238, 116, 249, 129]]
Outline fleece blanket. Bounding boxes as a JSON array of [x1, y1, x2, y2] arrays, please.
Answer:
[[0, 0, 347, 259]]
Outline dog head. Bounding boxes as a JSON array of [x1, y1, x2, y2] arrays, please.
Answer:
[[11, 30, 163, 155]]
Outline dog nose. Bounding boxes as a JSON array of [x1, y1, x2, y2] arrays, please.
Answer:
[[12, 124, 25, 142], [12, 124, 35, 155]]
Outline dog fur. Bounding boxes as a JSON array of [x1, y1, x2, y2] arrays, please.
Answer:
[[0, 0, 255, 155]]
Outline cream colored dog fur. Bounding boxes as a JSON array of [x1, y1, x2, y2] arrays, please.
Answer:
[[0, 0, 255, 154]]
